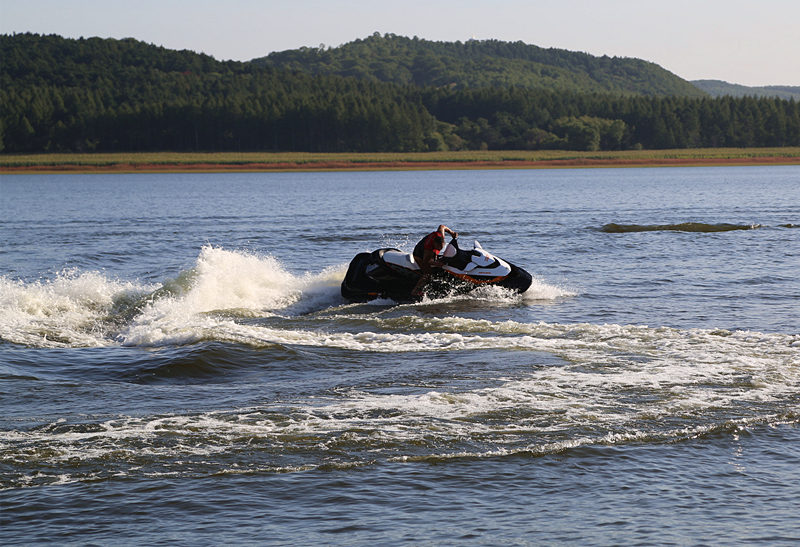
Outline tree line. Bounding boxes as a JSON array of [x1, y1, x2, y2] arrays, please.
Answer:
[[423, 86, 800, 150], [1, 33, 798, 153]]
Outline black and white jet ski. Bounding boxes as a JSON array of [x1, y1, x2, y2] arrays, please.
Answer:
[[341, 237, 533, 302]]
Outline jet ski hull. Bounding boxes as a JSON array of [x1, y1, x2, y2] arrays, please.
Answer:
[[341, 246, 532, 302]]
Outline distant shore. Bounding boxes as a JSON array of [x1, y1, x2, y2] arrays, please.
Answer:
[[2, 148, 799, 174]]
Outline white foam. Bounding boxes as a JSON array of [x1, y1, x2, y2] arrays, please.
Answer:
[[117, 246, 345, 346], [0, 246, 347, 348], [523, 276, 577, 301], [419, 275, 575, 305], [0, 270, 149, 348], [174, 245, 304, 314], [4, 325, 797, 487], [148, 320, 796, 445], [215, 317, 797, 429]]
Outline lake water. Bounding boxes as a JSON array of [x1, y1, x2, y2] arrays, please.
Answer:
[[1, 166, 799, 545]]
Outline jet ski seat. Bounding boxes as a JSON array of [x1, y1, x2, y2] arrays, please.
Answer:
[[381, 250, 421, 271]]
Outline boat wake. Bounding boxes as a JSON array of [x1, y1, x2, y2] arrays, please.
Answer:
[[2, 246, 799, 490], [2, 313, 798, 489], [0, 245, 570, 349]]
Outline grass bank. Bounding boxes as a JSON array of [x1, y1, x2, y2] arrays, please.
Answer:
[[2, 148, 799, 173]]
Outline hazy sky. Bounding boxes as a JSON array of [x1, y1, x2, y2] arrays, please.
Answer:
[[2, 0, 799, 87]]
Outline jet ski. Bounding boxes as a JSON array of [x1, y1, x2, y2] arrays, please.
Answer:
[[341, 237, 533, 302]]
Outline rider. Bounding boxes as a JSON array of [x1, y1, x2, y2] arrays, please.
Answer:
[[411, 225, 458, 297]]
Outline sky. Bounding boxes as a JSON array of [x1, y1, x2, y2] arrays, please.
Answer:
[[2, 0, 799, 87]]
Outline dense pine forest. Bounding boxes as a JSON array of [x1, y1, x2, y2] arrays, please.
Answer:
[[1, 33, 799, 154]]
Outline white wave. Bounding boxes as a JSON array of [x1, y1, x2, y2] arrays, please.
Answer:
[[193, 316, 799, 423], [4, 335, 797, 489], [173, 245, 306, 314], [114, 302, 799, 422], [0, 270, 149, 348], [117, 246, 345, 346], [524, 276, 577, 301], [0, 246, 346, 348]]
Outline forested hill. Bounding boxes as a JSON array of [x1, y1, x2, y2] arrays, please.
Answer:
[[2, 33, 799, 154], [1, 33, 228, 87], [255, 33, 706, 97], [0, 33, 437, 153]]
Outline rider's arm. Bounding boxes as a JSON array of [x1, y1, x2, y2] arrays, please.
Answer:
[[438, 225, 458, 239]]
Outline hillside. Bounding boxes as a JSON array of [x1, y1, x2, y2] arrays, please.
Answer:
[[2, 33, 798, 154], [692, 80, 800, 100], [0, 33, 437, 153], [255, 33, 707, 97], [1, 32, 230, 87]]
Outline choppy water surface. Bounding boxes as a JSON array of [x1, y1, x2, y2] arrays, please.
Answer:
[[1, 167, 799, 545]]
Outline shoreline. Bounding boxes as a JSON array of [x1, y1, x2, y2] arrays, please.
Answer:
[[2, 151, 799, 174]]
